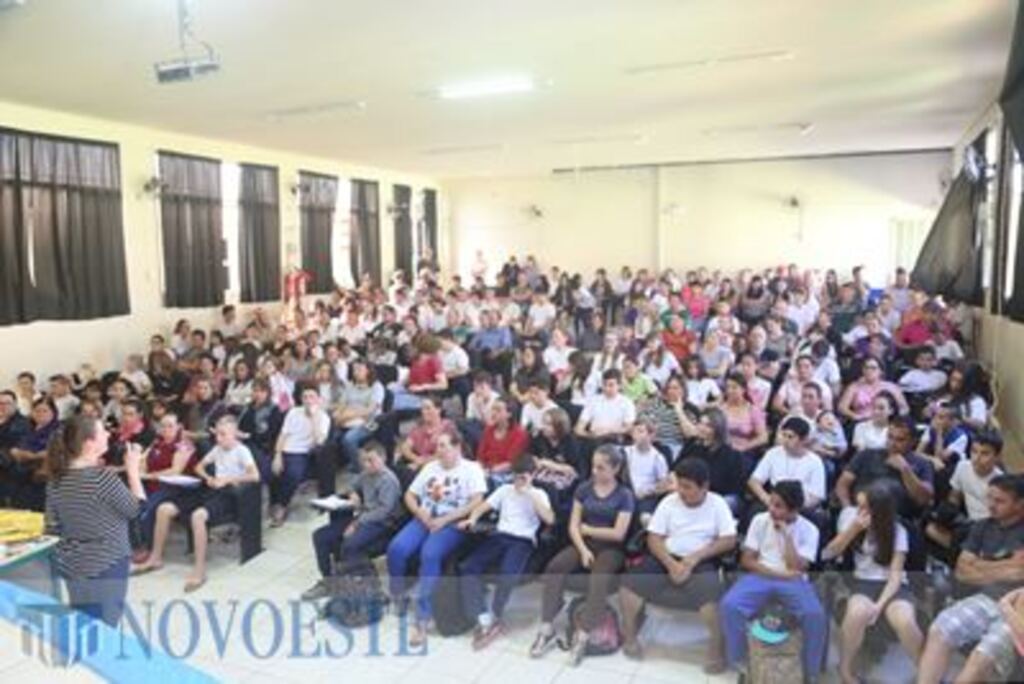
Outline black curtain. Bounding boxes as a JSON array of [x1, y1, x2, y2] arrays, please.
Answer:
[[419, 188, 438, 262], [159, 152, 225, 308], [1000, 4, 1024, 319], [299, 172, 337, 294], [350, 179, 381, 285], [393, 184, 413, 278], [239, 164, 281, 302], [910, 170, 984, 306], [0, 128, 130, 325]]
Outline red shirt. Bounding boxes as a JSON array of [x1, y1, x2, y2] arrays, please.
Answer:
[[477, 423, 529, 470], [661, 329, 696, 362], [408, 354, 444, 387], [145, 432, 197, 493]]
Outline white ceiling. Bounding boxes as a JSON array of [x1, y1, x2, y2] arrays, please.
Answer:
[[0, 0, 1014, 178]]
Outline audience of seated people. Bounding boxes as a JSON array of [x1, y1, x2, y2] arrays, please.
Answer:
[[4, 256, 1020, 682]]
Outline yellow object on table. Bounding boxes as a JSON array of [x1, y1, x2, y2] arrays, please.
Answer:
[[0, 509, 45, 544]]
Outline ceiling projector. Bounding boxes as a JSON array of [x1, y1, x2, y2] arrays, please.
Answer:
[[154, 56, 220, 84]]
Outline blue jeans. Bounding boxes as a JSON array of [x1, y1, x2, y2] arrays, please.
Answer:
[[338, 426, 372, 469], [312, 512, 390, 577], [458, 533, 534, 622], [64, 555, 130, 627], [720, 574, 827, 676], [386, 518, 467, 621], [389, 387, 424, 412], [270, 452, 310, 507]]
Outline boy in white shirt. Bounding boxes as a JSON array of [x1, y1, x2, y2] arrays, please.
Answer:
[[749, 416, 826, 511], [898, 347, 947, 395], [720, 481, 826, 681], [520, 379, 557, 436], [624, 419, 671, 519], [458, 456, 554, 650], [270, 386, 331, 526], [925, 430, 1004, 557], [574, 369, 636, 441]]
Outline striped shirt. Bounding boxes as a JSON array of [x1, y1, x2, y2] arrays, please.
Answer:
[[45, 467, 139, 579]]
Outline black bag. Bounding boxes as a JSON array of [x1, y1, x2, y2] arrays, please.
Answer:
[[323, 557, 388, 628], [430, 559, 474, 636]]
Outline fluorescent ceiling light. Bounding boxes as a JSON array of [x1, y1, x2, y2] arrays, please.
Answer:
[[438, 76, 534, 100], [625, 49, 793, 76], [550, 132, 648, 146], [422, 143, 505, 156], [703, 121, 812, 137], [266, 99, 366, 122]]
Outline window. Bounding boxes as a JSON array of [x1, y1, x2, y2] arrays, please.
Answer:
[[298, 171, 338, 294], [238, 164, 281, 302], [0, 128, 130, 324], [393, 184, 413, 278], [158, 151, 226, 308], [417, 188, 438, 268], [350, 179, 381, 285], [1004, 144, 1023, 318]]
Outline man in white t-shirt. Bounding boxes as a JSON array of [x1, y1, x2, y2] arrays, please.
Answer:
[[270, 386, 331, 525], [575, 369, 636, 440], [749, 416, 826, 510], [720, 480, 826, 680], [525, 292, 557, 337], [618, 457, 737, 672], [520, 380, 558, 436], [457, 456, 555, 649]]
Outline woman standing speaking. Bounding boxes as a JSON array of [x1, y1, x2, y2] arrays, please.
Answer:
[[44, 415, 146, 625]]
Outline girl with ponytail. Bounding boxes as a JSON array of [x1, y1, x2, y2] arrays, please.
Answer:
[[44, 415, 146, 626]]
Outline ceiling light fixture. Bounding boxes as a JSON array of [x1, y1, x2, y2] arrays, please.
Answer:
[[550, 132, 648, 146], [422, 143, 506, 156], [702, 121, 813, 137], [154, 0, 220, 84], [437, 75, 534, 100], [266, 99, 367, 122], [625, 49, 793, 76]]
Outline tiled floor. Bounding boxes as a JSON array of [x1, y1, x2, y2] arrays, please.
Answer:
[[3, 488, 923, 683]]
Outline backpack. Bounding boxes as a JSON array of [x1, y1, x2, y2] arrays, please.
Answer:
[[323, 557, 388, 628], [559, 596, 622, 656], [430, 558, 475, 636]]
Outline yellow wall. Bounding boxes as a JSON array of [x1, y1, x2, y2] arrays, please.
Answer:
[[444, 151, 948, 282], [0, 99, 437, 382]]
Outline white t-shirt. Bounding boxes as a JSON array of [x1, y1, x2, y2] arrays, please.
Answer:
[[201, 442, 255, 479], [899, 369, 948, 394], [751, 446, 826, 504], [440, 345, 470, 376], [520, 399, 557, 434], [644, 354, 680, 388], [743, 511, 820, 574], [647, 492, 737, 558], [950, 460, 1002, 521], [812, 357, 841, 390], [487, 484, 551, 542], [278, 407, 331, 453], [528, 303, 557, 330], [543, 346, 576, 375], [625, 445, 668, 498], [410, 458, 487, 518], [685, 378, 722, 408], [579, 393, 636, 435], [852, 421, 889, 452], [838, 506, 908, 582]]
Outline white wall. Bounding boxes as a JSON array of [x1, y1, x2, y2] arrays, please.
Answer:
[[445, 151, 948, 283], [0, 99, 437, 383]]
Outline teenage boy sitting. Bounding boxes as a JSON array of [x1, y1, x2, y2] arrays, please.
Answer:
[[134, 415, 260, 592], [624, 418, 671, 521], [301, 442, 403, 600], [748, 416, 826, 513], [519, 379, 557, 437], [618, 457, 736, 673], [925, 429, 1004, 562], [457, 455, 554, 650], [918, 474, 1024, 684], [720, 480, 827, 682], [574, 369, 636, 459]]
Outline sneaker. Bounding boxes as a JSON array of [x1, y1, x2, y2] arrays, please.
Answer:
[[529, 629, 557, 659], [472, 621, 505, 651], [568, 632, 588, 667], [300, 580, 329, 601]]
